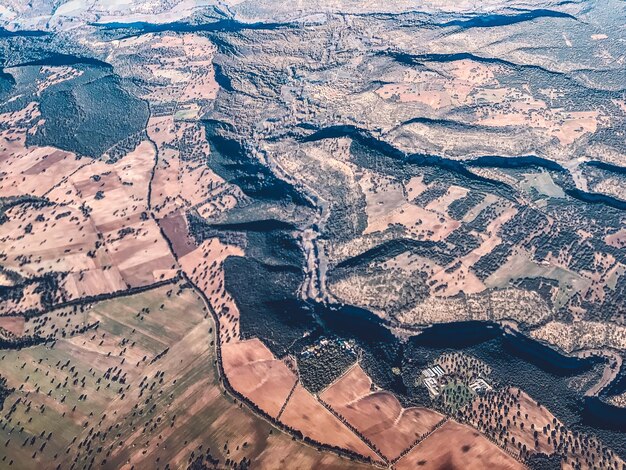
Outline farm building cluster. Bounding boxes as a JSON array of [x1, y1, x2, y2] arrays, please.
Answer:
[[422, 365, 492, 397]]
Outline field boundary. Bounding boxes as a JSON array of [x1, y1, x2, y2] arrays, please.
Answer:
[[390, 416, 449, 465], [318, 359, 361, 396], [318, 396, 388, 464], [276, 378, 299, 420], [16, 276, 179, 321]]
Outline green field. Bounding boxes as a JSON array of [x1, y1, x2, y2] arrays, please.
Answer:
[[0, 284, 372, 469]]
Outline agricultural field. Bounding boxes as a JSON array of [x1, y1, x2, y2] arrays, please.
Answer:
[[321, 364, 445, 461], [0, 284, 372, 469], [394, 420, 524, 470]]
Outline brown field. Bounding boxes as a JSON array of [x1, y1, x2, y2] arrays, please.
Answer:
[[394, 420, 524, 470], [463, 387, 626, 469], [36, 66, 83, 93], [330, 391, 443, 460], [148, 119, 220, 217], [221, 338, 298, 418], [365, 200, 460, 241], [0, 315, 24, 336], [158, 210, 197, 258], [279, 384, 381, 461], [605, 229, 626, 249], [49, 141, 178, 287], [321, 365, 444, 460], [375, 59, 495, 111], [179, 238, 244, 341], [478, 105, 599, 146], [0, 141, 84, 200], [0, 124, 178, 313], [357, 166, 460, 241], [61, 265, 128, 299], [468, 387, 556, 456], [321, 364, 372, 404]]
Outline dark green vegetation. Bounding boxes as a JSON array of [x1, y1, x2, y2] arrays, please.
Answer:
[[447, 190, 485, 220], [0, 375, 12, 410], [0, 69, 13, 98], [297, 339, 356, 393], [215, 205, 626, 455], [0, 195, 51, 225], [439, 380, 475, 413], [206, 133, 312, 208], [0, 31, 148, 159], [29, 71, 149, 157], [526, 453, 563, 470], [225, 257, 313, 357]]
